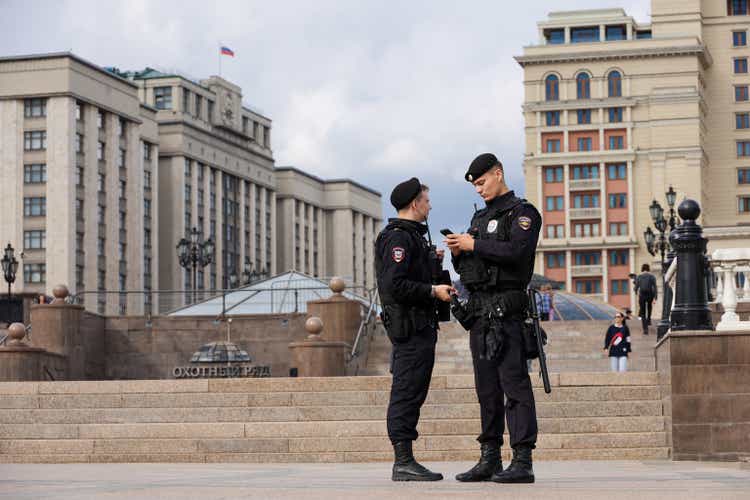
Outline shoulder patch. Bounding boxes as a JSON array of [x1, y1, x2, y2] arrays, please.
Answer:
[[518, 216, 532, 231], [391, 247, 406, 263]]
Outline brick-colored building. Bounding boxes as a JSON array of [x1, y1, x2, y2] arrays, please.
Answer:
[[517, 2, 750, 309]]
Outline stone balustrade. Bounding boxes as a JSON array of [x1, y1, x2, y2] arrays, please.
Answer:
[[711, 248, 750, 332]]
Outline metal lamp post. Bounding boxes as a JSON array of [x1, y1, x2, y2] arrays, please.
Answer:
[[643, 186, 680, 340], [176, 227, 214, 303], [241, 258, 268, 286], [1, 243, 19, 298]]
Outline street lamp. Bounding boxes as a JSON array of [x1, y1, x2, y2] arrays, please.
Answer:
[[644, 187, 681, 340], [1, 243, 19, 298], [240, 258, 268, 286], [176, 227, 214, 303]]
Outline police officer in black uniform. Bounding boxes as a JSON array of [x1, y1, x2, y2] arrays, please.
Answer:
[[445, 153, 542, 484], [375, 177, 454, 481]]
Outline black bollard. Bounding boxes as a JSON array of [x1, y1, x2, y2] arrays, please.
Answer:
[[669, 199, 713, 332]]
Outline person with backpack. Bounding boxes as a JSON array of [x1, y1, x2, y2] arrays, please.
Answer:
[[634, 264, 657, 335]]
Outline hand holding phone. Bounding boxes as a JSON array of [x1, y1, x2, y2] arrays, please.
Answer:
[[439, 228, 454, 237]]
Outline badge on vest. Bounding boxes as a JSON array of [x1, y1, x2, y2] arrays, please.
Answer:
[[518, 216, 532, 230], [392, 247, 405, 263], [487, 220, 498, 233]]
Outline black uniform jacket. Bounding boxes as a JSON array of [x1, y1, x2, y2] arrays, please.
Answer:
[[375, 218, 433, 308]]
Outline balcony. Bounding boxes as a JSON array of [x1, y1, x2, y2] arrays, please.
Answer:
[[571, 265, 603, 277], [569, 178, 600, 191], [569, 207, 601, 219]]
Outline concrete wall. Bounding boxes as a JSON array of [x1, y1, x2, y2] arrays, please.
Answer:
[[101, 313, 308, 380], [656, 329, 750, 461]]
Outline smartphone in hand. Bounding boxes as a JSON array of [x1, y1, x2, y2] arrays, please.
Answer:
[[440, 228, 454, 237]]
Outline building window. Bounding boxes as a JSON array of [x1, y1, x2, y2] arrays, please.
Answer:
[[24, 131, 46, 151], [572, 222, 600, 237], [97, 110, 105, 129], [728, 0, 748, 16], [97, 237, 106, 256], [546, 253, 565, 268], [608, 193, 627, 208], [739, 196, 750, 212], [75, 166, 83, 186], [737, 141, 750, 156], [144, 199, 151, 214], [545, 75, 559, 101], [144, 170, 152, 190], [577, 109, 591, 124], [611, 279, 629, 295], [76, 199, 84, 220], [545, 139, 561, 153], [118, 148, 126, 168], [737, 114, 750, 131], [576, 280, 602, 294], [739, 168, 750, 184], [195, 94, 202, 119], [736, 85, 749, 101], [24, 98, 46, 118], [571, 26, 599, 43], [608, 136, 624, 150], [207, 100, 214, 121], [23, 197, 46, 216], [24, 230, 46, 250], [545, 28, 565, 44], [572, 193, 600, 208], [23, 263, 46, 284], [76, 101, 82, 121], [577, 137, 593, 151], [97, 204, 106, 224], [544, 166, 563, 183], [735, 58, 748, 74], [575, 252, 601, 265], [75, 133, 83, 153], [263, 126, 270, 148], [154, 87, 172, 110], [605, 25, 626, 41], [545, 196, 564, 211], [608, 107, 623, 123], [98, 173, 106, 192], [545, 111, 560, 126], [143, 142, 152, 161], [610, 250, 629, 266], [182, 88, 190, 112], [576, 73, 590, 99], [97, 141, 105, 160], [607, 163, 627, 180], [571, 165, 598, 179], [609, 222, 628, 235], [24, 164, 46, 184], [734, 31, 747, 46], [608, 71, 622, 97], [545, 224, 564, 239], [119, 180, 127, 200], [636, 30, 652, 39]]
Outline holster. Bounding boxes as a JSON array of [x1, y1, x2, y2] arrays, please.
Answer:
[[382, 304, 435, 343], [522, 319, 548, 359]]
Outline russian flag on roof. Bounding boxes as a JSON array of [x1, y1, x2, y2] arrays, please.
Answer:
[[220, 46, 235, 57]]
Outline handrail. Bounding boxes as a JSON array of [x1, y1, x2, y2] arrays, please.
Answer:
[[350, 287, 379, 361]]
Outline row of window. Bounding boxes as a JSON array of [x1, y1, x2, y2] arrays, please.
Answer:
[[544, 135, 625, 153], [544, 222, 628, 238], [545, 107, 623, 126], [546, 250, 629, 269], [544, 26, 651, 45], [544, 164, 626, 183], [545, 71, 622, 101]]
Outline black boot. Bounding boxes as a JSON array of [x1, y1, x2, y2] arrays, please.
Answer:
[[391, 441, 443, 481], [491, 445, 534, 483], [455, 442, 502, 482]]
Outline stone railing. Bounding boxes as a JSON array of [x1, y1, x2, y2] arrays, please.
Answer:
[[569, 178, 601, 191], [711, 248, 750, 331], [570, 265, 603, 277], [569, 207, 602, 220]]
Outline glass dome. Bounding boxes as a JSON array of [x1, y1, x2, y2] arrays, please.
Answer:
[[189, 341, 252, 363], [546, 291, 620, 321]]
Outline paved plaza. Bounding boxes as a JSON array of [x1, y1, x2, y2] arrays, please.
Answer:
[[1, 460, 749, 499]]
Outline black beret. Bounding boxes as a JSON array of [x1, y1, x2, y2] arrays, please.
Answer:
[[390, 177, 422, 210], [465, 153, 502, 182]]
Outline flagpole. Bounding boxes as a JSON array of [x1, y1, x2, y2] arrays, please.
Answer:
[[218, 43, 221, 77]]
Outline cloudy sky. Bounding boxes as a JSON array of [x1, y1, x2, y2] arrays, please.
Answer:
[[1, 0, 649, 243]]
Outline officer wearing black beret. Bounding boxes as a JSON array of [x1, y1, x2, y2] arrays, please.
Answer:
[[375, 177, 454, 481], [445, 153, 541, 484]]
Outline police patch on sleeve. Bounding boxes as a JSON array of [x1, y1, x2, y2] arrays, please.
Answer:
[[487, 220, 498, 233], [518, 216, 532, 230], [392, 247, 405, 263]]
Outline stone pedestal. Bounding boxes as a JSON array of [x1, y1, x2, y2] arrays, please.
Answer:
[[656, 329, 750, 461], [306, 277, 362, 345], [288, 316, 351, 377], [0, 345, 67, 381]]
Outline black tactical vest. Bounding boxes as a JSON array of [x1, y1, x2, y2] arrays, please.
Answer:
[[457, 198, 529, 292]]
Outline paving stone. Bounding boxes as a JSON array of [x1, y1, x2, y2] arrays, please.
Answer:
[[197, 438, 289, 453], [39, 394, 123, 409], [203, 452, 345, 463], [0, 439, 94, 455], [78, 423, 245, 439], [121, 393, 249, 408], [0, 382, 38, 395], [0, 395, 38, 409], [37, 381, 122, 394], [119, 379, 209, 394], [92, 439, 200, 454], [0, 424, 79, 439], [0, 454, 88, 463]]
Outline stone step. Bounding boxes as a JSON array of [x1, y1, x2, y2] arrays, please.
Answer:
[[0, 446, 672, 464]]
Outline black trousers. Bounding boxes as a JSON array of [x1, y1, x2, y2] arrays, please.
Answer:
[[469, 319, 537, 448], [638, 294, 653, 331], [387, 327, 437, 443]]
